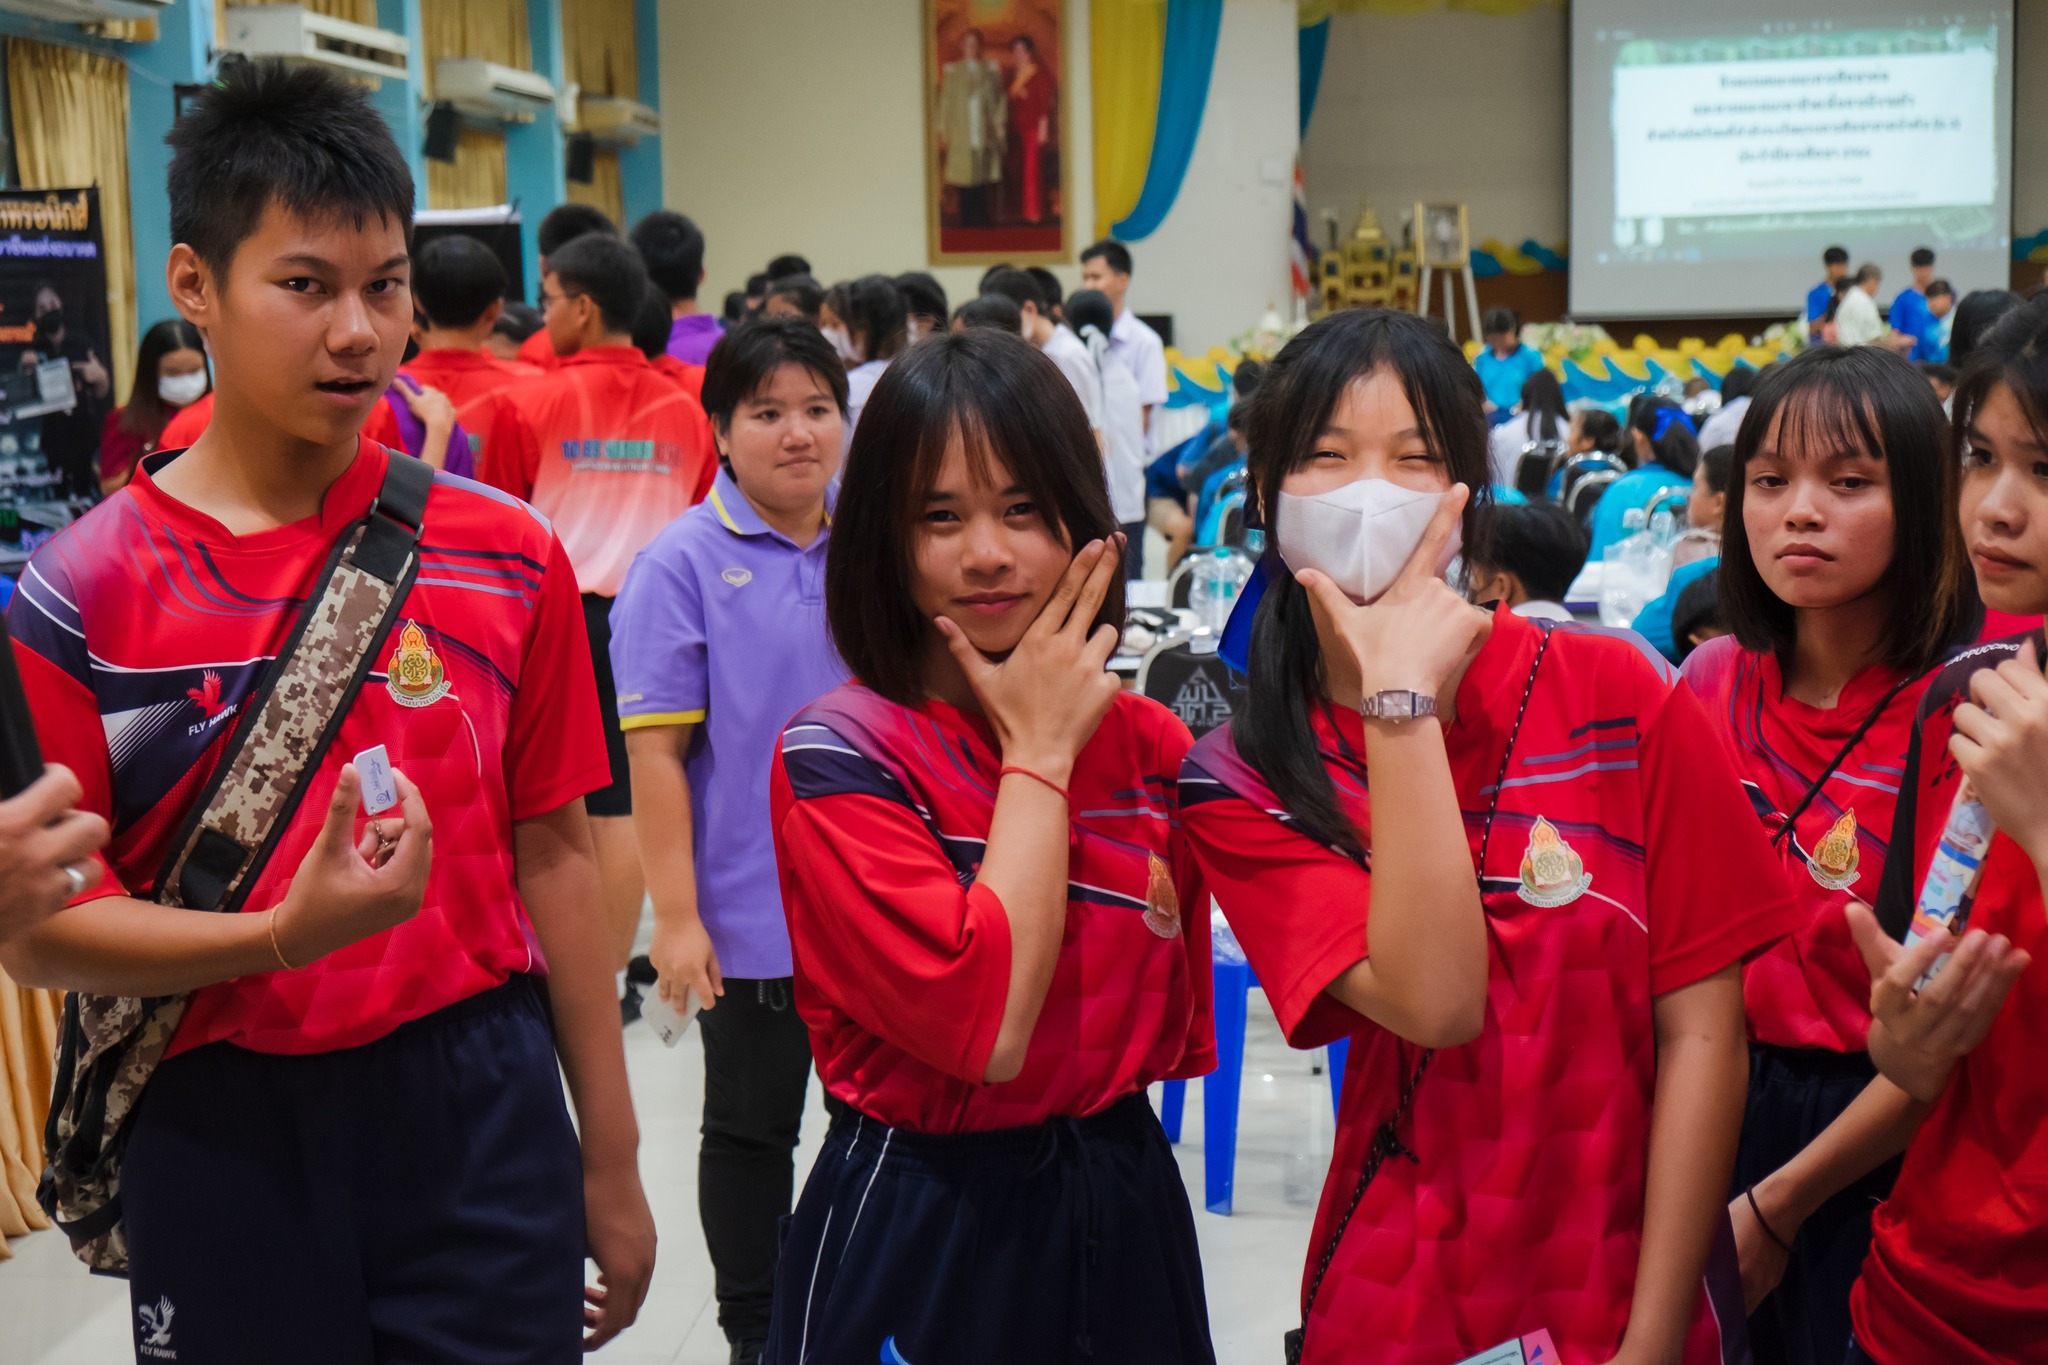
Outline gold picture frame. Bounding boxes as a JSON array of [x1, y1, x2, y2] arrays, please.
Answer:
[[924, 0, 1072, 265], [1415, 202, 1470, 270]]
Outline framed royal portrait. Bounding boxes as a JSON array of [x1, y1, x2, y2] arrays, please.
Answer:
[[1416, 202, 1470, 270], [924, 0, 1070, 265]]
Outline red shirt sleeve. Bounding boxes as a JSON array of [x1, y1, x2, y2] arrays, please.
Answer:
[[774, 764, 1014, 1086], [1180, 767, 1373, 1051], [1646, 680, 1803, 995], [1154, 717, 1217, 1078], [503, 536, 610, 820], [98, 410, 145, 486], [12, 640, 122, 902]]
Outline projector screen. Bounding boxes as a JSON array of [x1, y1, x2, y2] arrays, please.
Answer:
[[1569, 4, 2013, 318]]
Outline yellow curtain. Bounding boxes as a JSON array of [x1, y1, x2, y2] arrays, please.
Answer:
[[0, 974, 61, 1259], [567, 149, 624, 227], [6, 39, 136, 403], [420, 0, 532, 96], [428, 126, 509, 209], [1091, 0, 1166, 240], [299, 0, 377, 23], [562, 0, 637, 99]]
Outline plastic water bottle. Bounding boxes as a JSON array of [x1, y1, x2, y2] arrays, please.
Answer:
[[1600, 508, 1651, 626], [1647, 507, 1679, 596], [1189, 547, 1247, 633], [1904, 784, 1997, 987]]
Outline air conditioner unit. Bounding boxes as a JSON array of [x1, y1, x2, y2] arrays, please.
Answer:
[[574, 95, 660, 147], [0, 0, 167, 22], [225, 4, 409, 85], [435, 58, 556, 123]]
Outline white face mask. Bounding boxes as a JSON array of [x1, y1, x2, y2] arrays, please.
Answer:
[[158, 370, 208, 408], [1274, 477, 1462, 604], [822, 324, 862, 366]]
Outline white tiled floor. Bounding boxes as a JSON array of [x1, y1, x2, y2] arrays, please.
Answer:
[[0, 991, 1330, 1364]]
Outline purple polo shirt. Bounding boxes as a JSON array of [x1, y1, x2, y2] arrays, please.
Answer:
[[667, 313, 725, 367], [610, 467, 847, 979]]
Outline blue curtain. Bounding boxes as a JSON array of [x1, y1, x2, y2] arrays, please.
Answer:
[[1298, 17, 1329, 138], [1110, 0, 1224, 241]]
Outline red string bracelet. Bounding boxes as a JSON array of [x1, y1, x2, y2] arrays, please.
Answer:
[[999, 764, 1071, 804]]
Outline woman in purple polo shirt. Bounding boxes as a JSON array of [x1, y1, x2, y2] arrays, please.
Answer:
[[610, 319, 850, 1365]]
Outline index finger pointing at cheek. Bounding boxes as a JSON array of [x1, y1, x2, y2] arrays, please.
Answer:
[[1396, 483, 1468, 587]]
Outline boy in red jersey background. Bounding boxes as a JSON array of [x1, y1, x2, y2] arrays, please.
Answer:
[[0, 61, 655, 1361], [512, 230, 717, 1020], [400, 232, 541, 497]]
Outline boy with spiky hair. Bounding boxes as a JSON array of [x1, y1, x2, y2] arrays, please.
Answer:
[[0, 60, 654, 1360]]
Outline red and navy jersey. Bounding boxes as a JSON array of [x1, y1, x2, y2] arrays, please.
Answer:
[[1179, 606, 1798, 1365], [1852, 630, 2048, 1364], [769, 684, 1215, 1134], [1681, 636, 1929, 1052], [8, 438, 609, 1056]]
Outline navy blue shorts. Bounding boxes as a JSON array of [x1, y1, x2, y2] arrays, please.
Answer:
[[1733, 1045, 1899, 1365], [122, 977, 585, 1364], [765, 1093, 1213, 1365]]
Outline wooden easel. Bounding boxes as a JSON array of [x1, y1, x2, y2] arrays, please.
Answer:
[[1414, 202, 1482, 343]]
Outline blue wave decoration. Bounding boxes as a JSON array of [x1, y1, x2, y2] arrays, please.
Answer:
[[881, 1337, 916, 1365], [2014, 228, 2048, 262]]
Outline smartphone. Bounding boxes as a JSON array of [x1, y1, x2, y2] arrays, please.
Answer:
[[0, 625, 43, 799], [641, 984, 699, 1048]]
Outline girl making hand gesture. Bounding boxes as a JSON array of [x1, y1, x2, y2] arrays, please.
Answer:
[[1179, 308, 1801, 1365], [765, 329, 1216, 1365]]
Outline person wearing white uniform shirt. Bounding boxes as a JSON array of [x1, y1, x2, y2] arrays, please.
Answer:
[[821, 275, 907, 447], [1833, 264, 1887, 347], [1080, 239, 1168, 435], [1695, 365, 1759, 451], [1065, 287, 1148, 577], [981, 268, 1103, 436]]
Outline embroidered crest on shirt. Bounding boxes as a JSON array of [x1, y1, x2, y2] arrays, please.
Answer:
[[386, 619, 450, 708], [1808, 808, 1861, 890], [721, 567, 752, 587], [1143, 852, 1182, 938], [1518, 817, 1591, 907]]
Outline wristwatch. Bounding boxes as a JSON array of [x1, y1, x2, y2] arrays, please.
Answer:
[[1360, 689, 1437, 724]]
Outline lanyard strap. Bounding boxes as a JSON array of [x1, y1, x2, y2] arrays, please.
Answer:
[[1768, 669, 1919, 852], [1287, 624, 1554, 1364]]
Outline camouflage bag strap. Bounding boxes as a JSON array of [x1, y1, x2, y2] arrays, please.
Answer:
[[40, 452, 433, 1273]]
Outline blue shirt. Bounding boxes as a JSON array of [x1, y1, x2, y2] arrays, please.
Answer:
[[1587, 465, 1690, 558], [1473, 344, 1547, 412], [1807, 281, 1836, 338], [610, 468, 849, 978], [1632, 555, 1717, 664], [1889, 288, 1936, 360]]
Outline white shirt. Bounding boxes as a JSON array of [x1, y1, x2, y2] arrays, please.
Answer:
[[1084, 326, 1148, 524], [1835, 287, 1884, 347], [1109, 308, 1168, 410], [1696, 394, 1750, 451], [1513, 600, 1574, 622], [1042, 324, 1104, 434], [1487, 410, 1565, 488], [844, 358, 890, 450]]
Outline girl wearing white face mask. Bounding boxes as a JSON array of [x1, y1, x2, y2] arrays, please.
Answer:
[[100, 318, 211, 496], [1179, 308, 1800, 1365], [820, 275, 908, 448]]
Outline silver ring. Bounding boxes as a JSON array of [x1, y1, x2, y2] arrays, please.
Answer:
[[62, 863, 87, 896]]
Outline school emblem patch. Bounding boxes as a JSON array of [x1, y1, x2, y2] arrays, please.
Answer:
[[1807, 809, 1861, 890], [1142, 853, 1182, 938], [1518, 816, 1591, 908], [386, 619, 450, 708]]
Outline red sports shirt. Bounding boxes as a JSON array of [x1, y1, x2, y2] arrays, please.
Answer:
[[769, 685, 1216, 1133], [510, 346, 717, 597], [399, 348, 543, 500], [1180, 608, 1798, 1365], [516, 329, 560, 372], [650, 353, 705, 400], [8, 439, 609, 1055], [1681, 636, 1929, 1051], [1850, 632, 2048, 1363]]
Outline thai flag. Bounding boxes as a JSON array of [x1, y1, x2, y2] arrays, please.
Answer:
[[1289, 162, 1315, 299]]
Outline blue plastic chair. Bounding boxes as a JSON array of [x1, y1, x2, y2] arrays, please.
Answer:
[[1158, 954, 1349, 1215]]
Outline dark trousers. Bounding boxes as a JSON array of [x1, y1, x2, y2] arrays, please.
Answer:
[[1733, 1045, 1901, 1365], [122, 978, 585, 1364], [1843, 1339, 1875, 1365], [700, 977, 814, 1346], [765, 1093, 1214, 1365], [956, 184, 991, 227]]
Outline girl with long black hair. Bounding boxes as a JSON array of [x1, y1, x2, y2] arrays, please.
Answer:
[[1679, 345, 1977, 1365], [1180, 308, 1798, 1365]]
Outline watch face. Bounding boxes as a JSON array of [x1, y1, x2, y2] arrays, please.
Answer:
[[1369, 691, 1418, 719]]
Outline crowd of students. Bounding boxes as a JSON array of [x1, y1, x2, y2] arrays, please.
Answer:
[[0, 55, 2041, 1365]]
